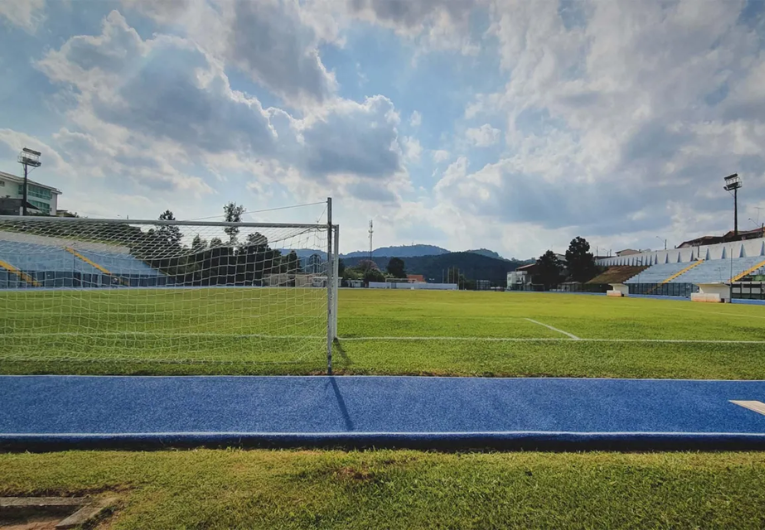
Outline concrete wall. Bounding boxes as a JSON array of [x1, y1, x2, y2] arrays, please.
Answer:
[[597, 238, 765, 267]]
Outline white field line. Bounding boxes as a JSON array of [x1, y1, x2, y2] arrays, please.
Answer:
[[338, 336, 765, 344], [670, 307, 765, 320], [6, 333, 765, 345], [523, 318, 581, 340]]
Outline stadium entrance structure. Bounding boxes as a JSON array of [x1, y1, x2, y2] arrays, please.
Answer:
[[0, 202, 340, 373]]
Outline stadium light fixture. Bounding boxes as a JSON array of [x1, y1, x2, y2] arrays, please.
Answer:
[[17, 147, 42, 216], [723, 173, 742, 237]]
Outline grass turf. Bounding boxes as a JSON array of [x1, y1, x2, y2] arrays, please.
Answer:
[[2, 290, 765, 378], [2, 449, 765, 529]]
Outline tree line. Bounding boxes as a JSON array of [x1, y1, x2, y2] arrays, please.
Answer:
[[532, 236, 601, 288], [136, 206, 312, 286]]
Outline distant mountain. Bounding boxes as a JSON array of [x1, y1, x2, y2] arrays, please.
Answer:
[[342, 244, 450, 259], [276, 249, 326, 260], [343, 252, 526, 285], [467, 248, 504, 260]]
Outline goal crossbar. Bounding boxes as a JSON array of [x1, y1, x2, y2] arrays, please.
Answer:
[[0, 216, 330, 230]]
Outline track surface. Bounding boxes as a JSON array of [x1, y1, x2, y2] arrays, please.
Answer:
[[3, 376, 765, 450]]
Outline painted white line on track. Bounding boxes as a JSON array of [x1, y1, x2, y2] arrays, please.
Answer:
[[524, 318, 581, 340], [3, 431, 765, 437], [731, 400, 765, 416]]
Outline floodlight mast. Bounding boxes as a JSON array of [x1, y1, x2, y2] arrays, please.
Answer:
[[17, 148, 42, 216], [723, 173, 742, 237]]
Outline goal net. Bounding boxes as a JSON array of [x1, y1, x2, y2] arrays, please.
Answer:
[[0, 215, 337, 367]]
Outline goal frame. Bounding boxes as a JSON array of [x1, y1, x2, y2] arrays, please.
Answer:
[[0, 202, 340, 374]]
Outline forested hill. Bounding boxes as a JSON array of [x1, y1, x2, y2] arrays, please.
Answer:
[[342, 244, 449, 259], [343, 252, 528, 285]]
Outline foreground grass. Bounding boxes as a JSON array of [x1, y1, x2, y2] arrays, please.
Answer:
[[2, 449, 765, 529], [3, 290, 765, 378]]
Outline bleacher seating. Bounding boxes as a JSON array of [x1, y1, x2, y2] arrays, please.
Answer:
[[0, 240, 164, 288], [624, 262, 693, 284], [669, 256, 765, 284], [75, 249, 162, 276], [0, 241, 101, 274]]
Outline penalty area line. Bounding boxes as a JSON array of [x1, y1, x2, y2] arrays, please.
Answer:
[[524, 318, 581, 340]]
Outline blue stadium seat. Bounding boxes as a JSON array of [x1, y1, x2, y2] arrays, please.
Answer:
[[74, 249, 163, 277], [624, 262, 694, 284], [669, 256, 765, 284], [0, 240, 164, 288]]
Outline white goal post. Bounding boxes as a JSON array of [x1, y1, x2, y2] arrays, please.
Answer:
[[0, 201, 339, 372]]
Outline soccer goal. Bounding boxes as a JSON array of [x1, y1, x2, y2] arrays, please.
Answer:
[[0, 203, 339, 371]]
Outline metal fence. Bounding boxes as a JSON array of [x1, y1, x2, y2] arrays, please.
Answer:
[[508, 282, 698, 297]]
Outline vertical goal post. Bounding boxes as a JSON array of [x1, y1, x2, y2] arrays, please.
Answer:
[[0, 201, 340, 373]]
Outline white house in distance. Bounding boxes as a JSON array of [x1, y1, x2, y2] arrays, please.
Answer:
[[0, 170, 61, 215]]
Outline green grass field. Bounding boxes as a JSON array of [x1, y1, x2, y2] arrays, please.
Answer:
[[3, 289, 765, 378], [3, 450, 765, 529]]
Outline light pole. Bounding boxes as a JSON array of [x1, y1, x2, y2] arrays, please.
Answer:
[[724, 173, 742, 237], [17, 148, 42, 216], [655, 236, 666, 250]]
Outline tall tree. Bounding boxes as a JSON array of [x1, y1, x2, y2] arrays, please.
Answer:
[[156, 210, 182, 249], [535, 250, 563, 289], [338, 258, 346, 277], [245, 232, 268, 248], [357, 259, 378, 273], [223, 202, 245, 244], [191, 234, 207, 253], [565, 236, 597, 282], [363, 268, 385, 284], [386, 257, 406, 278], [209, 237, 223, 248]]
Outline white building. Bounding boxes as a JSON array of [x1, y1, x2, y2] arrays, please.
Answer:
[[0, 170, 61, 215]]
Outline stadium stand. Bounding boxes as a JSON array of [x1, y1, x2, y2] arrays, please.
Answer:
[[74, 249, 162, 277], [669, 256, 765, 284], [624, 262, 693, 284], [0, 239, 165, 288], [587, 266, 648, 284]]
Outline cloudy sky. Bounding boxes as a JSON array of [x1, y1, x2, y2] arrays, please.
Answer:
[[1, 0, 764, 258]]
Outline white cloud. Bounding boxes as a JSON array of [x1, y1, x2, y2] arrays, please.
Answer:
[[32, 10, 407, 216], [465, 124, 501, 146], [122, 0, 337, 107], [403, 136, 423, 163], [432, 149, 450, 163], [0, 0, 45, 32], [310, 0, 484, 55], [5, 0, 765, 259]]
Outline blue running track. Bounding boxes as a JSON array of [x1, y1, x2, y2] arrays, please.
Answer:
[[2, 376, 765, 451]]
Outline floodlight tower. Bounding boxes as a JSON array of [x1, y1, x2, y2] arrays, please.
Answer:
[[368, 220, 373, 260], [724, 173, 742, 237], [17, 147, 42, 216]]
